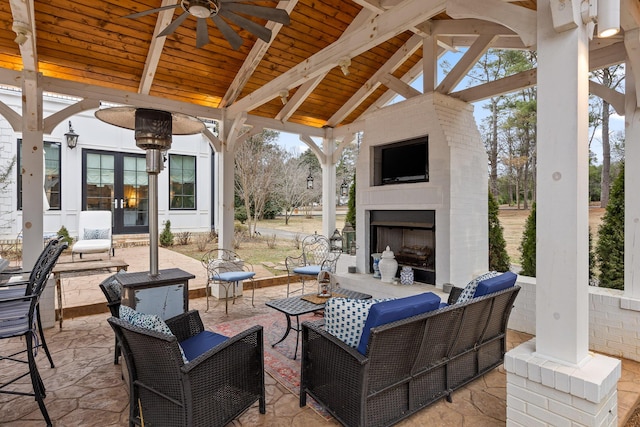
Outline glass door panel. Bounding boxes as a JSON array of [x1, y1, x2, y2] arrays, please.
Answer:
[[83, 151, 148, 234], [123, 156, 148, 227], [85, 152, 115, 211]]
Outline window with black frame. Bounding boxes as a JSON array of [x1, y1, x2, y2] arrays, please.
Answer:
[[17, 140, 61, 210], [169, 154, 196, 210]]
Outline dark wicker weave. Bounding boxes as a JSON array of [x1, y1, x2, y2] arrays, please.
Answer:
[[108, 310, 265, 427], [300, 286, 520, 427], [99, 273, 122, 364]]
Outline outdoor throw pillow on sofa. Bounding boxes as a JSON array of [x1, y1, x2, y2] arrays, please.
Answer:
[[324, 298, 392, 348], [356, 292, 441, 355], [455, 271, 501, 304]]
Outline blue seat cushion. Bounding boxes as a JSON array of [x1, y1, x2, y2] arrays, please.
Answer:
[[212, 271, 255, 282], [357, 292, 441, 355], [179, 331, 228, 361], [474, 271, 517, 297], [293, 265, 321, 276]]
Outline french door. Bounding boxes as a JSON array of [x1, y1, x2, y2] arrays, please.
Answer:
[[83, 150, 149, 234]]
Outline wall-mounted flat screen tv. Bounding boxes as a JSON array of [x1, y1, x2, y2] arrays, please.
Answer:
[[374, 136, 429, 185]]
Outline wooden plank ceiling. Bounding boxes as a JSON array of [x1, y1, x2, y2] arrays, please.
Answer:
[[0, 0, 635, 136]]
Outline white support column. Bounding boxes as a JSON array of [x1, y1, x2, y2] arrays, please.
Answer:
[[536, 0, 590, 366], [21, 71, 44, 269], [321, 136, 337, 239], [217, 146, 235, 253], [623, 48, 640, 302], [505, 2, 621, 425]]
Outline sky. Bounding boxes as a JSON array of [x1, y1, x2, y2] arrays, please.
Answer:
[[274, 51, 624, 165]]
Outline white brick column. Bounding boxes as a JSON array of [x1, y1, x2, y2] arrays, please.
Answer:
[[506, 2, 621, 425]]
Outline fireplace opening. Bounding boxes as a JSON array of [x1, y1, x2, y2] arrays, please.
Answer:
[[370, 210, 435, 284]]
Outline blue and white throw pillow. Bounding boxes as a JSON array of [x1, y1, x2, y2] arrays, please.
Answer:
[[119, 305, 188, 363], [455, 271, 501, 304], [84, 228, 110, 240], [324, 298, 392, 348]]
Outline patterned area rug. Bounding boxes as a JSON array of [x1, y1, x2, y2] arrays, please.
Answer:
[[209, 311, 332, 420]]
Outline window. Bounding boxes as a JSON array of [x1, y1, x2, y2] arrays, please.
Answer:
[[169, 154, 196, 210], [17, 140, 61, 210]]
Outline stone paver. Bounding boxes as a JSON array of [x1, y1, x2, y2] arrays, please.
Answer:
[[1, 246, 639, 426]]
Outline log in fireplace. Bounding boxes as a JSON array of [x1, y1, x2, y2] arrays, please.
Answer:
[[370, 210, 435, 284]]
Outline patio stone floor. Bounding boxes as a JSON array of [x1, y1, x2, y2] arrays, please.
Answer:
[[1, 246, 640, 426]]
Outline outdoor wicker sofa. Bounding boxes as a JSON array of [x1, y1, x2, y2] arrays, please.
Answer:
[[300, 285, 521, 427], [108, 309, 265, 427]]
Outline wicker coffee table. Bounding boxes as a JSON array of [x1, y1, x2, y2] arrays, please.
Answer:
[[266, 288, 371, 359]]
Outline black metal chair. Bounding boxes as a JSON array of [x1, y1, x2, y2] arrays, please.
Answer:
[[0, 235, 66, 368], [99, 272, 124, 364], [0, 238, 68, 426], [285, 232, 340, 297], [108, 310, 266, 427]]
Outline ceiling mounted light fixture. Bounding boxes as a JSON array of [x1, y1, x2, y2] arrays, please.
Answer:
[[338, 57, 351, 76], [279, 89, 289, 105], [597, 0, 620, 37]]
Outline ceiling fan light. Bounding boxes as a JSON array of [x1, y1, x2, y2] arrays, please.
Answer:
[[189, 5, 211, 18]]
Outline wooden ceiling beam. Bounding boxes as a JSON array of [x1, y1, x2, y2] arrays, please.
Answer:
[[326, 33, 423, 126], [138, 0, 178, 95], [9, 0, 37, 72], [227, 0, 447, 117], [219, 0, 298, 108], [436, 34, 497, 94], [275, 8, 376, 122], [447, 0, 537, 48]]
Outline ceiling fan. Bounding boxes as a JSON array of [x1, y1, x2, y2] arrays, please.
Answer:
[[125, 0, 290, 50]]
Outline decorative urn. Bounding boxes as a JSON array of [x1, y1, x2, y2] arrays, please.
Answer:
[[400, 266, 414, 285], [371, 253, 382, 278], [378, 246, 399, 283]]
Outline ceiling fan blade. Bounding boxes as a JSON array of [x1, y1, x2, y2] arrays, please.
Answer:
[[224, 3, 290, 25], [211, 15, 244, 50], [158, 12, 190, 37], [219, 10, 272, 43], [196, 18, 210, 48], [124, 4, 181, 19]]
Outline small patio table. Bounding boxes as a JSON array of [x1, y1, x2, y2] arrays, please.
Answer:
[[266, 288, 371, 359]]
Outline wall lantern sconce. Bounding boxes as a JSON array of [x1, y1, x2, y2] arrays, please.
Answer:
[[306, 173, 314, 190], [340, 179, 349, 197], [65, 121, 79, 149]]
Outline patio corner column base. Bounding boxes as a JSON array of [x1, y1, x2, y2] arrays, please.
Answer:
[[505, 338, 621, 426]]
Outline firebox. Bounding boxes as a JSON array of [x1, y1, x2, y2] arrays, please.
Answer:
[[370, 210, 435, 284]]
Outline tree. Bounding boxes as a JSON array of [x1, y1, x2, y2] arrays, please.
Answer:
[[275, 154, 316, 225], [589, 65, 624, 207], [234, 130, 282, 236], [519, 203, 536, 277], [345, 174, 356, 228], [596, 163, 624, 290], [159, 220, 174, 247], [488, 192, 510, 271], [0, 155, 16, 234]]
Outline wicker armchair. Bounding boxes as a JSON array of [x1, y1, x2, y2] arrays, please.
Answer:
[[108, 310, 265, 427], [285, 233, 340, 296], [99, 273, 125, 364]]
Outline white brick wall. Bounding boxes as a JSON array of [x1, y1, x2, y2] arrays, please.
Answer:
[[509, 278, 640, 362], [506, 339, 620, 426], [355, 92, 488, 286]]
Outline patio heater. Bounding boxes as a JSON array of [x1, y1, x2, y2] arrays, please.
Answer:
[[95, 106, 204, 277]]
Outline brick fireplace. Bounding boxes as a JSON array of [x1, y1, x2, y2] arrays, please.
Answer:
[[355, 93, 488, 288]]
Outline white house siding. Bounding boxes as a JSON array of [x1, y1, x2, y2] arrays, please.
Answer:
[[0, 87, 214, 239]]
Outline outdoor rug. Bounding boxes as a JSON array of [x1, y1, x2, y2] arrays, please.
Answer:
[[209, 311, 332, 420]]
